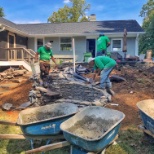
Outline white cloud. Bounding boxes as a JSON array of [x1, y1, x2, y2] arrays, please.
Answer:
[[63, 0, 70, 4], [12, 19, 43, 24]]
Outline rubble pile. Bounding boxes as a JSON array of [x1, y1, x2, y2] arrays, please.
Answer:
[[28, 65, 110, 107], [0, 67, 28, 81]]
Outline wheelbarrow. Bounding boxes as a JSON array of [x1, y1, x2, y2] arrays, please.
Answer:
[[60, 106, 125, 153], [137, 99, 154, 137], [0, 103, 78, 150]]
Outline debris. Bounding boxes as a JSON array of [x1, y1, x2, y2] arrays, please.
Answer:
[[110, 75, 126, 82], [130, 91, 134, 94], [16, 101, 32, 110], [2, 103, 13, 111]]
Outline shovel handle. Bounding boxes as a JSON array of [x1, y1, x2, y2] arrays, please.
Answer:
[[0, 120, 18, 126]]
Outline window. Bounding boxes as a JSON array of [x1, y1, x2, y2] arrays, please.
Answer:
[[37, 38, 43, 49], [112, 39, 122, 51], [60, 37, 72, 51]]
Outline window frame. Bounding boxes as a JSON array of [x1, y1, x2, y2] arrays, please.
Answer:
[[59, 37, 72, 51], [111, 38, 123, 52]]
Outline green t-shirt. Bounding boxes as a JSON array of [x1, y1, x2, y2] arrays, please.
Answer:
[[94, 56, 116, 70], [97, 36, 110, 51], [37, 46, 53, 61]]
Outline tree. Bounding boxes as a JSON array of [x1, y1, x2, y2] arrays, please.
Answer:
[[139, 0, 154, 56], [139, 16, 154, 56], [48, 0, 90, 23], [140, 0, 154, 30], [0, 7, 5, 17]]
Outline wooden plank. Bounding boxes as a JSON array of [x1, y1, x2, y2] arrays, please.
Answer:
[[0, 120, 18, 126], [143, 129, 154, 138], [0, 134, 25, 139], [139, 125, 154, 138], [0, 134, 64, 140], [25, 141, 70, 154]]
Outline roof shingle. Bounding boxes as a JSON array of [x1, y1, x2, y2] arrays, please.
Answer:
[[0, 17, 144, 35]]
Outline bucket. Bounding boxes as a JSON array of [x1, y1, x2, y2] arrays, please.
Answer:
[[84, 52, 92, 62], [146, 50, 152, 59], [30, 62, 40, 74]]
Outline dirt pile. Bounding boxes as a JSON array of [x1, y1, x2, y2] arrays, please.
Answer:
[[67, 116, 119, 140], [0, 80, 32, 107], [22, 110, 65, 124]]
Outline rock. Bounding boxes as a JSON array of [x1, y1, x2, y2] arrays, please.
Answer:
[[2, 103, 13, 110], [14, 70, 26, 76], [0, 73, 7, 76], [35, 87, 48, 93], [11, 79, 23, 83], [16, 101, 32, 110]]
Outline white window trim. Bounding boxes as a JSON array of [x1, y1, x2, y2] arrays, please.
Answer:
[[59, 37, 72, 51], [111, 38, 123, 52], [35, 37, 45, 51]]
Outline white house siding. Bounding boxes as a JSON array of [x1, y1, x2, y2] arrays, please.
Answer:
[[127, 38, 136, 56], [109, 37, 136, 58], [28, 38, 35, 51], [45, 36, 86, 62], [27, 36, 136, 61], [74, 37, 86, 62]]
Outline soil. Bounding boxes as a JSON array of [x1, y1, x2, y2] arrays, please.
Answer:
[[22, 110, 65, 124], [0, 64, 154, 129], [67, 115, 119, 140]]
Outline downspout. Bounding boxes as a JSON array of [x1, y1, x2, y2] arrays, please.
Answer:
[[135, 33, 139, 56]]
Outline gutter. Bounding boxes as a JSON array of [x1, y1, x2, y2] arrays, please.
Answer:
[[27, 31, 145, 37], [0, 23, 28, 36]]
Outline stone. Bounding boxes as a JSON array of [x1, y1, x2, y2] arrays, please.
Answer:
[[36, 87, 48, 93], [2, 103, 13, 110]]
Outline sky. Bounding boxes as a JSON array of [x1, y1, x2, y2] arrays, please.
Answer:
[[0, 0, 147, 25]]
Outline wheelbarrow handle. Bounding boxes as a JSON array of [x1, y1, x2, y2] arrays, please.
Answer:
[[0, 120, 18, 126]]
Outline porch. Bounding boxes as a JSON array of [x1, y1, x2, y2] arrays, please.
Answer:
[[0, 47, 36, 71]]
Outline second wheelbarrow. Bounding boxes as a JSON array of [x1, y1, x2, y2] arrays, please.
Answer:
[[60, 106, 125, 153]]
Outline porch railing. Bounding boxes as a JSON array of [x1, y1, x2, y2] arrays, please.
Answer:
[[0, 47, 36, 64]]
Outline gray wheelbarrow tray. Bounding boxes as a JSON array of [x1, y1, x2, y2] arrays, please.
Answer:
[[137, 99, 154, 134], [60, 106, 125, 152]]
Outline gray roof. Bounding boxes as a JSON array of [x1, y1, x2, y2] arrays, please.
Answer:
[[0, 17, 144, 35]]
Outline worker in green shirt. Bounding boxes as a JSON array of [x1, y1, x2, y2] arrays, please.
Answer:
[[88, 56, 116, 101], [35, 42, 57, 80], [96, 34, 110, 56]]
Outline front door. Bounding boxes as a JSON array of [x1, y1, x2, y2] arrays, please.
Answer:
[[86, 39, 96, 57]]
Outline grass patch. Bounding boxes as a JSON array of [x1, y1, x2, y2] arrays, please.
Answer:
[[106, 127, 154, 154]]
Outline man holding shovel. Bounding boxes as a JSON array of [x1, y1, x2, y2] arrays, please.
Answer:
[[35, 42, 57, 80], [88, 56, 116, 101]]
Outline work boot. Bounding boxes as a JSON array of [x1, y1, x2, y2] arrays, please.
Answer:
[[106, 88, 115, 96], [101, 89, 112, 102]]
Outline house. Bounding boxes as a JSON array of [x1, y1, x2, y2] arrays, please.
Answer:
[[0, 17, 144, 69]]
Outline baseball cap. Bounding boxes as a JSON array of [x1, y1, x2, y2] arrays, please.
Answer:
[[45, 42, 52, 48], [87, 57, 95, 63]]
